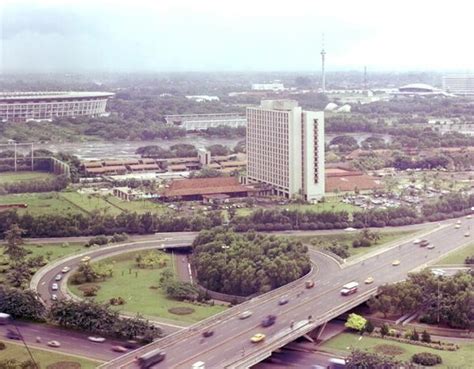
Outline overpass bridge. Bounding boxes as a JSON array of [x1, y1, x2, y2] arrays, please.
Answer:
[[100, 218, 474, 369]]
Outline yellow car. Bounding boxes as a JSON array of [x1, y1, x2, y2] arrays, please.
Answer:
[[250, 333, 266, 343], [392, 260, 401, 266], [364, 277, 374, 284], [81, 256, 91, 263]]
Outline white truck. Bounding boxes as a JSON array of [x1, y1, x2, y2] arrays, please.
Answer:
[[340, 281, 359, 296], [192, 361, 205, 369]]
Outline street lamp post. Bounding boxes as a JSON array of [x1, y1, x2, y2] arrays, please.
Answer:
[[222, 245, 230, 264]]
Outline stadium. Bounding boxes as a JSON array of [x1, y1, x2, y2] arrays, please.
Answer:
[[0, 91, 114, 122]]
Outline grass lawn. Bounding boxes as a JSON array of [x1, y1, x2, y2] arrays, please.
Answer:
[[60, 192, 122, 216], [68, 250, 226, 324], [0, 171, 56, 185], [0, 340, 100, 369], [0, 192, 86, 216], [104, 195, 170, 215], [280, 198, 359, 214], [291, 229, 419, 258], [321, 332, 474, 369], [435, 243, 474, 265]]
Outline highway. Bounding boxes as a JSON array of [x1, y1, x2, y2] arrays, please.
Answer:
[[99, 217, 473, 368]]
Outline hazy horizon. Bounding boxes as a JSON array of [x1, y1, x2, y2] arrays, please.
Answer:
[[1, 0, 474, 74]]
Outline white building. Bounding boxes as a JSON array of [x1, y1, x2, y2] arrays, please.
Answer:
[[442, 74, 474, 95], [251, 83, 285, 91], [165, 113, 246, 131], [246, 100, 325, 201], [185, 95, 220, 102]]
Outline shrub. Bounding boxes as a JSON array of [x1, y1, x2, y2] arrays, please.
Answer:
[[364, 320, 375, 334], [380, 323, 389, 337], [421, 330, 431, 343], [87, 235, 108, 247], [412, 352, 442, 366], [109, 297, 125, 306], [0, 342, 5, 350], [411, 329, 420, 341]]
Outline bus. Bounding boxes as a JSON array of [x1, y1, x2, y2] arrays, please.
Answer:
[[137, 349, 166, 368], [0, 313, 11, 325], [340, 282, 359, 296]]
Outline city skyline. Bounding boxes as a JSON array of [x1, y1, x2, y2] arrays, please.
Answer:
[[1, 0, 474, 73]]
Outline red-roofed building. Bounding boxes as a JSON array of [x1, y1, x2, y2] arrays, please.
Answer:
[[162, 177, 256, 201]]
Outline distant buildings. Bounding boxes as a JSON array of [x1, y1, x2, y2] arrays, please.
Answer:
[[251, 83, 285, 91], [442, 74, 474, 95], [246, 100, 325, 201], [165, 113, 246, 131], [0, 91, 114, 122], [185, 95, 220, 102], [395, 83, 448, 97]]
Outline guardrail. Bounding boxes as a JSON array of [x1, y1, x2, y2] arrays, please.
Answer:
[[224, 288, 378, 368]]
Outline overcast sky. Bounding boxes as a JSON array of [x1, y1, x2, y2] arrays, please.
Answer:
[[1, 0, 474, 73]]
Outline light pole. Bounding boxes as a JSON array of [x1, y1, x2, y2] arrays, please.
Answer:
[[222, 245, 230, 264]]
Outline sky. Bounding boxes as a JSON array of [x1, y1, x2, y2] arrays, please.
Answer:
[[1, 0, 474, 73]]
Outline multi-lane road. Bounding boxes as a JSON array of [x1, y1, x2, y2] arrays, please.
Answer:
[[100, 218, 473, 368]]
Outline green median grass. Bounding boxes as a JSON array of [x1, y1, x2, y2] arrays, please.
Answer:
[[289, 229, 419, 258], [321, 332, 474, 369], [68, 250, 226, 324], [0, 340, 100, 369], [435, 243, 474, 265], [0, 171, 56, 185], [104, 195, 170, 215], [60, 192, 123, 216]]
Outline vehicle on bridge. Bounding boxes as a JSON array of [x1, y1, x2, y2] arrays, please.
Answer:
[[329, 357, 346, 368], [0, 313, 11, 325], [419, 239, 429, 247], [251, 333, 266, 343], [465, 231, 470, 237], [51, 283, 59, 291], [137, 349, 166, 368], [261, 314, 277, 327], [192, 361, 205, 369], [202, 330, 214, 338], [364, 276, 374, 284], [278, 296, 289, 305], [340, 282, 359, 296], [305, 280, 315, 288], [239, 310, 253, 319], [392, 259, 401, 266]]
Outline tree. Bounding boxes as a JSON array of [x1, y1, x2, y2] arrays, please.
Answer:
[[345, 313, 367, 332], [368, 295, 393, 318], [0, 287, 45, 321], [364, 320, 375, 334], [380, 323, 389, 337], [206, 144, 230, 156], [411, 329, 419, 341], [164, 281, 199, 301], [421, 330, 431, 343], [3, 224, 27, 263]]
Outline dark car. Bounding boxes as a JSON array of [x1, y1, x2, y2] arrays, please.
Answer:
[[261, 315, 277, 327], [202, 330, 214, 338], [6, 330, 22, 340], [124, 340, 140, 349]]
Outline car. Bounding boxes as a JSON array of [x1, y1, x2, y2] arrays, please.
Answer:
[[239, 311, 252, 319], [392, 260, 401, 266], [419, 240, 429, 247], [431, 268, 446, 277], [61, 266, 71, 273], [47, 340, 61, 347], [88, 336, 106, 343], [202, 330, 214, 338], [364, 276, 374, 284], [6, 330, 22, 340], [124, 340, 139, 349], [278, 297, 289, 306], [456, 220, 462, 224], [464, 232, 470, 237], [427, 244, 435, 249], [111, 345, 128, 353], [467, 215, 472, 219], [305, 280, 315, 289], [344, 227, 357, 232], [455, 224, 461, 229], [51, 283, 58, 291], [413, 239, 421, 245], [261, 315, 276, 327], [55, 274, 62, 281], [250, 333, 266, 343], [81, 256, 91, 263], [51, 294, 57, 301]]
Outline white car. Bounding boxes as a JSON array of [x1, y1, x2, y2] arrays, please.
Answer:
[[51, 294, 58, 301], [427, 244, 435, 249], [413, 239, 421, 245], [47, 340, 61, 348], [51, 283, 58, 291], [239, 311, 253, 319], [55, 274, 62, 281], [88, 336, 106, 343], [61, 266, 71, 273], [466, 215, 472, 219]]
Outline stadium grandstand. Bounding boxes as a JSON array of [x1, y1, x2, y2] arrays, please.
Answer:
[[0, 91, 114, 122]]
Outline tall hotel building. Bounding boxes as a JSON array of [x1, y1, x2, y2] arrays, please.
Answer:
[[442, 74, 474, 95], [246, 100, 325, 201]]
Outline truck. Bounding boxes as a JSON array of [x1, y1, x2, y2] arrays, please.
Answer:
[[340, 282, 359, 296], [329, 357, 346, 368], [192, 361, 205, 369], [137, 349, 166, 368]]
